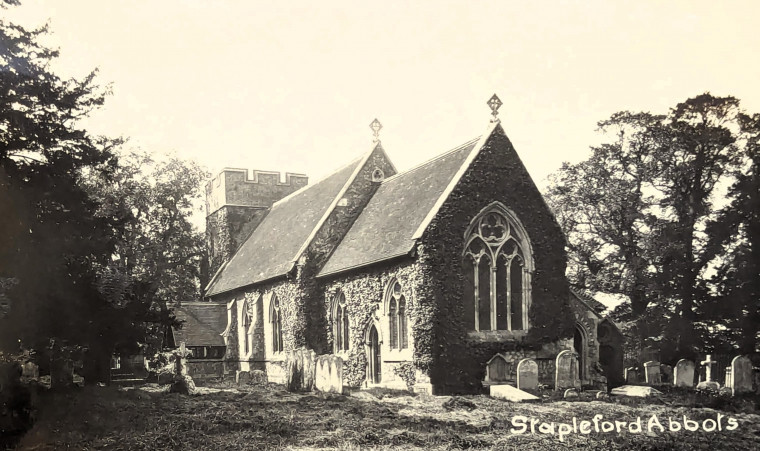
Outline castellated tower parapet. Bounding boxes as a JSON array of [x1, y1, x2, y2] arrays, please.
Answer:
[[205, 168, 308, 283], [205, 168, 308, 215]]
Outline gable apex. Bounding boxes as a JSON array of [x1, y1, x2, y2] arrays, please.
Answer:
[[410, 120, 503, 240]]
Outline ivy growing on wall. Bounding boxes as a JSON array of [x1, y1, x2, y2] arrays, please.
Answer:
[[418, 127, 575, 393]]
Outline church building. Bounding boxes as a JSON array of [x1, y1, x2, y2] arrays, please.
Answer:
[[198, 96, 623, 394]]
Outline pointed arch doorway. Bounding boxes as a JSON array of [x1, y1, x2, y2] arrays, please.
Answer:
[[366, 324, 382, 384]]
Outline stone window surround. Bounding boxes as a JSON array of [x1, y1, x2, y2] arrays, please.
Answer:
[[331, 290, 351, 355], [381, 277, 413, 361], [463, 202, 534, 334], [265, 292, 285, 360], [238, 298, 255, 360]]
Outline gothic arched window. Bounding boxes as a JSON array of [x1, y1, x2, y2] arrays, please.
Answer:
[[387, 281, 408, 350], [332, 291, 350, 353], [271, 294, 283, 353], [242, 301, 252, 355], [462, 204, 532, 332]]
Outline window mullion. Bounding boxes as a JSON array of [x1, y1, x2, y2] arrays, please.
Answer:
[[490, 260, 497, 331], [473, 258, 480, 331], [506, 259, 512, 331]]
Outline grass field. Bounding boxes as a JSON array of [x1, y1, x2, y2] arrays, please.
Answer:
[[11, 383, 760, 450]]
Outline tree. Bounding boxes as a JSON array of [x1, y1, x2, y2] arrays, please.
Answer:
[[0, 2, 122, 373], [547, 94, 746, 361], [700, 112, 760, 354], [81, 149, 207, 371], [546, 112, 665, 353]]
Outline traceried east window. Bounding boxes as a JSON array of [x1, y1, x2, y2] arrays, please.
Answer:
[[388, 281, 408, 350], [332, 291, 350, 353], [462, 205, 532, 332], [271, 294, 284, 353]]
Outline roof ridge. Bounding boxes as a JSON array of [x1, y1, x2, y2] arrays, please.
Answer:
[[381, 137, 481, 184], [272, 154, 365, 208]]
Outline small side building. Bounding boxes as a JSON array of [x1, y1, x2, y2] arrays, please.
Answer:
[[171, 302, 229, 381]]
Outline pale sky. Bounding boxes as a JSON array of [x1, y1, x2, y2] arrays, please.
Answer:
[[8, 0, 760, 191]]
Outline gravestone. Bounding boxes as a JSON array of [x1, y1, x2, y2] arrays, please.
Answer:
[[485, 354, 510, 384], [725, 367, 732, 389], [516, 358, 538, 391], [555, 350, 580, 390], [329, 356, 343, 393], [644, 361, 661, 385], [610, 385, 662, 397], [301, 349, 316, 391], [490, 384, 539, 402], [700, 354, 718, 383], [563, 388, 579, 399], [21, 362, 39, 381], [660, 364, 673, 385], [731, 355, 752, 395], [674, 359, 695, 388], [236, 370, 251, 385], [285, 350, 298, 391], [624, 367, 639, 384], [315, 355, 344, 394]]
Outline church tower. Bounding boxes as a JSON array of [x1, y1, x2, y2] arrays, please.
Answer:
[[204, 169, 308, 281]]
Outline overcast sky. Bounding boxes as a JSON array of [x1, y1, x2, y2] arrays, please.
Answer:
[[8, 0, 760, 190]]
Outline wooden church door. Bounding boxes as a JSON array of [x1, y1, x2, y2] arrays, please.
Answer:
[[368, 325, 381, 383]]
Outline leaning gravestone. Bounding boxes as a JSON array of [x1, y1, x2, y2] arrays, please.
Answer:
[[674, 359, 695, 388], [644, 361, 661, 385], [555, 350, 580, 390], [731, 356, 752, 396], [516, 358, 538, 391]]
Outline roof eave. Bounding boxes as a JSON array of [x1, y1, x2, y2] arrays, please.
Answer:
[[205, 268, 292, 299], [317, 248, 414, 280]]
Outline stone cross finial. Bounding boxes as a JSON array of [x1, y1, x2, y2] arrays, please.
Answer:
[[488, 94, 502, 122], [700, 354, 718, 382], [370, 118, 382, 143]]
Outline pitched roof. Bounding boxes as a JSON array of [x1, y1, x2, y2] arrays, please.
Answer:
[[172, 302, 227, 347], [319, 136, 482, 277], [206, 152, 367, 296], [570, 289, 608, 317]]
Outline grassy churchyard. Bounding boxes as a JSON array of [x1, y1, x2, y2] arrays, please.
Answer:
[[10, 382, 760, 450]]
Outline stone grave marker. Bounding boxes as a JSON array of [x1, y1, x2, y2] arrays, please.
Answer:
[[485, 354, 510, 384], [697, 355, 720, 391], [624, 367, 639, 384], [302, 349, 316, 391], [555, 350, 580, 390], [660, 364, 673, 385], [644, 361, 661, 385], [236, 370, 251, 385], [563, 388, 579, 399], [731, 355, 752, 395], [516, 358, 538, 391], [725, 367, 733, 389], [674, 359, 695, 388], [21, 361, 39, 381]]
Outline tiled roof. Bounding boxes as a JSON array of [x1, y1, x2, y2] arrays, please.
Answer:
[[319, 137, 480, 277], [206, 156, 364, 296], [172, 302, 227, 347]]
